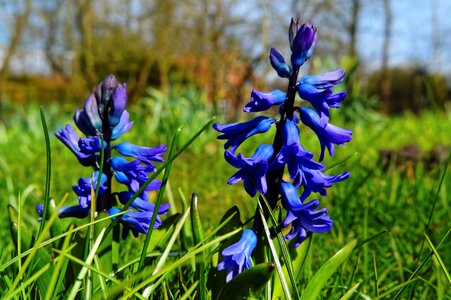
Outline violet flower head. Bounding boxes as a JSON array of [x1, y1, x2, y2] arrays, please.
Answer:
[[225, 144, 274, 197], [38, 74, 169, 238], [289, 19, 317, 69], [217, 229, 258, 282], [299, 108, 352, 161], [214, 116, 275, 153], [280, 182, 333, 248], [215, 19, 353, 280]]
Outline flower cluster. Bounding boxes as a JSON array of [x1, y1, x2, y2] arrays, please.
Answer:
[[214, 19, 352, 280], [37, 75, 169, 238]]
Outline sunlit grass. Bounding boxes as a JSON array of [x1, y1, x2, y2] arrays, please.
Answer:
[[0, 101, 449, 298]]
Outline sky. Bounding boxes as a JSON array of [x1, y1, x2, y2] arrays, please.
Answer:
[[0, 0, 450, 76]]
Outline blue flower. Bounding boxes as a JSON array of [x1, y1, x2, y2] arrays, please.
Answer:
[[117, 191, 170, 214], [298, 108, 352, 161], [272, 119, 324, 185], [72, 171, 107, 208], [54, 125, 99, 166], [36, 204, 90, 219], [269, 48, 291, 78], [289, 19, 317, 69], [111, 111, 134, 140], [280, 182, 333, 248], [213, 116, 275, 153], [298, 68, 347, 125], [217, 229, 257, 282], [113, 142, 166, 165], [298, 166, 350, 201], [225, 144, 274, 197], [244, 89, 286, 113], [111, 156, 157, 192], [108, 207, 165, 238]]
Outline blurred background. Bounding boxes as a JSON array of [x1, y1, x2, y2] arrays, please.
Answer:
[[0, 0, 450, 118]]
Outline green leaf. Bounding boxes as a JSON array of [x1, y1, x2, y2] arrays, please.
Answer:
[[300, 239, 357, 300], [190, 193, 207, 300], [217, 263, 275, 300], [37, 107, 52, 237]]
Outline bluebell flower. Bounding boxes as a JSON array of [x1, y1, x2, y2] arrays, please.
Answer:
[[72, 171, 107, 208], [289, 19, 317, 69], [117, 192, 170, 214], [280, 182, 333, 248], [272, 119, 324, 185], [217, 229, 258, 282], [298, 68, 347, 125], [298, 166, 350, 201], [108, 207, 165, 238], [269, 48, 291, 78], [244, 89, 286, 113], [44, 74, 169, 237], [54, 125, 98, 166], [298, 108, 352, 161], [113, 142, 166, 165], [111, 156, 157, 192], [213, 116, 275, 153], [225, 144, 274, 197], [111, 111, 134, 140], [215, 19, 352, 278], [36, 204, 90, 219]]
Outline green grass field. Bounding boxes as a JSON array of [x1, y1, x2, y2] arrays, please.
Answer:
[[0, 99, 449, 299]]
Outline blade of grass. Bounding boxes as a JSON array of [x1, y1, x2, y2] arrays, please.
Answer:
[[393, 225, 451, 299], [300, 239, 357, 300], [190, 193, 207, 300], [122, 227, 242, 298], [339, 282, 361, 300], [424, 233, 450, 285], [45, 224, 75, 300], [37, 107, 51, 237], [0, 208, 128, 272], [5, 195, 68, 297], [257, 201, 292, 300], [67, 228, 106, 300], [142, 206, 191, 297], [138, 126, 182, 271], [259, 193, 300, 298]]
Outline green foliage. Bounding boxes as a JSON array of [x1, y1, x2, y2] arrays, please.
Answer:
[[0, 99, 449, 299]]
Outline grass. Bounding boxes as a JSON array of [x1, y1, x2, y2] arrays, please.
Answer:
[[0, 99, 449, 298]]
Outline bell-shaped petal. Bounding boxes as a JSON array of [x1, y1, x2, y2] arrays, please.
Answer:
[[214, 116, 275, 153], [72, 171, 107, 208], [108, 207, 164, 237], [54, 124, 98, 166], [113, 142, 166, 165], [289, 19, 317, 69], [73, 109, 97, 136], [272, 119, 324, 182], [117, 192, 170, 214], [36, 204, 90, 219], [225, 144, 273, 197], [217, 229, 257, 282], [299, 108, 352, 161], [111, 111, 134, 140], [83, 93, 103, 131], [282, 199, 333, 248], [269, 48, 291, 78], [244, 89, 286, 112], [298, 166, 350, 201], [300, 68, 346, 89], [108, 83, 128, 127]]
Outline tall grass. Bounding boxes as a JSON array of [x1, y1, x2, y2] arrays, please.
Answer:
[[0, 96, 449, 298]]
